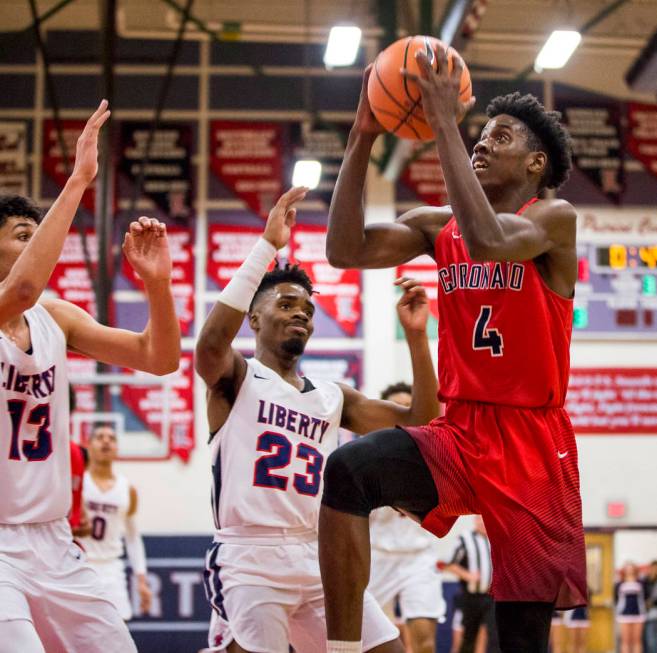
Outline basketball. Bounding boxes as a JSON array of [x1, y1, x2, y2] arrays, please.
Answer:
[[367, 35, 472, 141]]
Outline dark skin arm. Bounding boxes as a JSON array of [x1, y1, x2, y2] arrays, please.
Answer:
[[339, 279, 440, 434], [406, 48, 577, 297], [195, 187, 307, 433], [326, 67, 450, 270]]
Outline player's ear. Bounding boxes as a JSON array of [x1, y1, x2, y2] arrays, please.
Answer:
[[248, 310, 260, 332], [527, 151, 547, 177]]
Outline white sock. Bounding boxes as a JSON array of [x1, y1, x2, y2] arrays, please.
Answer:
[[326, 641, 362, 653]]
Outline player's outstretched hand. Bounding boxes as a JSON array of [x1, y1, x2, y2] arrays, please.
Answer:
[[402, 47, 475, 128], [71, 99, 111, 186], [122, 217, 172, 284], [263, 186, 308, 250], [395, 277, 430, 334], [354, 65, 385, 136]]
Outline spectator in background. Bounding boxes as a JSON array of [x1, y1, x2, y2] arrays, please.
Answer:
[[368, 382, 445, 653], [564, 600, 590, 653], [644, 561, 657, 653], [445, 517, 499, 653], [449, 591, 486, 653], [615, 561, 646, 653]]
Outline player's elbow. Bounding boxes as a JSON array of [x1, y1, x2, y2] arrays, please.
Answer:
[[7, 280, 40, 311], [149, 356, 180, 376], [464, 237, 496, 262], [326, 244, 353, 269]]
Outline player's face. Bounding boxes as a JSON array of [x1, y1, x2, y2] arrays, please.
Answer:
[[0, 217, 38, 282], [88, 426, 119, 463], [471, 115, 542, 191], [251, 282, 315, 356]]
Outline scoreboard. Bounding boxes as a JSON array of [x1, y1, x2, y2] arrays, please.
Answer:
[[574, 210, 657, 338]]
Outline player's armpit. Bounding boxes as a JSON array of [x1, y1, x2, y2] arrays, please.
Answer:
[[467, 199, 576, 263]]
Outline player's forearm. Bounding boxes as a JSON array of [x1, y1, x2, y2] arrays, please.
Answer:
[[433, 119, 504, 258], [139, 279, 181, 375], [2, 176, 87, 312], [326, 130, 377, 268], [195, 301, 244, 379], [405, 329, 440, 424], [445, 563, 469, 581]]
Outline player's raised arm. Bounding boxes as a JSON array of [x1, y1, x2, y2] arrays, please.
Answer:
[[340, 278, 439, 434], [195, 187, 308, 391], [42, 217, 180, 375], [0, 101, 110, 324], [326, 68, 440, 270], [406, 48, 576, 269]]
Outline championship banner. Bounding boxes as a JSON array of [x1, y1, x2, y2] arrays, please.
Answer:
[[400, 144, 448, 206], [48, 229, 98, 317], [558, 102, 624, 203], [627, 102, 657, 181], [288, 122, 350, 208], [0, 121, 28, 195], [290, 225, 361, 337], [210, 121, 283, 218], [122, 227, 194, 335], [567, 368, 657, 434], [119, 123, 193, 220], [120, 352, 195, 462], [43, 120, 95, 211]]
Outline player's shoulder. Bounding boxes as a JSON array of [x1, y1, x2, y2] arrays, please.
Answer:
[[526, 198, 577, 224]]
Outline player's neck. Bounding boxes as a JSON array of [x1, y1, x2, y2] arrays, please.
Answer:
[[486, 185, 537, 214], [89, 461, 115, 480], [255, 349, 304, 390]]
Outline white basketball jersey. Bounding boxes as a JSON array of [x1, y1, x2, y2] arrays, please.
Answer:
[[210, 358, 344, 537], [370, 507, 436, 554], [80, 472, 131, 561], [0, 304, 70, 524]]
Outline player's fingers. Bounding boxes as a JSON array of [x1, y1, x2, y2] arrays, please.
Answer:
[[156, 222, 167, 237], [285, 208, 297, 227], [393, 276, 411, 286], [129, 220, 144, 234], [86, 99, 108, 126], [434, 45, 449, 75], [451, 52, 465, 80], [464, 96, 477, 113], [414, 50, 434, 79], [94, 109, 111, 129], [122, 232, 133, 250]]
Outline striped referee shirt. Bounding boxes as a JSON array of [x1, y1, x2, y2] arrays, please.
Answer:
[[450, 530, 492, 594]]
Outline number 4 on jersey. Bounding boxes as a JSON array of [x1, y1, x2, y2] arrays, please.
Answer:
[[473, 306, 504, 357]]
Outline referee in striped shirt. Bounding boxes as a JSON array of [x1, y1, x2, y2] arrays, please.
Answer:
[[446, 516, 500, 653]]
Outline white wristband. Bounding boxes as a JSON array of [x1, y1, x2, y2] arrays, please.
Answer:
[[219, 237, 278, 313]]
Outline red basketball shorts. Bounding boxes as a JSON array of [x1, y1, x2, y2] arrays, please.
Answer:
[[405, 400, 587, 609]]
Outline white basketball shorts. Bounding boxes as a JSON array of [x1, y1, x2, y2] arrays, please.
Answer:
[[204, 538, 399, 653], [0, 519, 136, 653], [87, 558, 132, 620], [367, 548, 445, 621]]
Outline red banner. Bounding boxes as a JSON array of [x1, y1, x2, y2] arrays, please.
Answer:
[[207, 224, 267, 289], [48, 229, 98, 317], [120, 353, 195, 462], [42, 120, 95, 211], [290, 225, 361, 337], [627, 103, 657, 181], [209, 121, 283, 219], [396, 255, 439, 321], [122, 227, 194, 335], [567, 368, 657, 434], [400, 145, 448, 206]]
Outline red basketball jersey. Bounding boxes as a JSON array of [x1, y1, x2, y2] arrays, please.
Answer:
[[435, 199, 572, 408], [69, 441, 86, 528]]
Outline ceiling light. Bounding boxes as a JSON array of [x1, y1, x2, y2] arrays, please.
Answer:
[[324, 25, 362, 67], [292, 160, 321, 189], [534, 30, 581, 72]]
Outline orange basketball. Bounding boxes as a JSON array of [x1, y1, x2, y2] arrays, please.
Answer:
[[367, 35, 472, 141]]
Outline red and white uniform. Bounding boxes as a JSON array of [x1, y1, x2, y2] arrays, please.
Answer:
[[204, 358, 398, 652], [0, 304, 136, 653], [406, 200, 587, 609]]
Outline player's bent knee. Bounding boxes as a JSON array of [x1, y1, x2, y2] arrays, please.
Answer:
[[321, 437, 382, 516]]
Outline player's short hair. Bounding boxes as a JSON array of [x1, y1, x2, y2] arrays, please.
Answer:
[[249, 262, 314, 313], [0, 195, 42, 230], [89, 423, 117, 439], [486, 92, 572, 190], [380, 381, 412, 400]]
